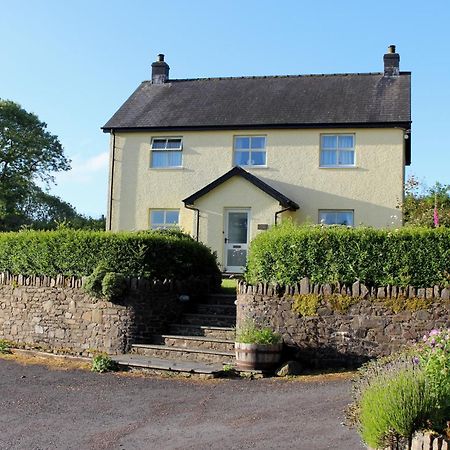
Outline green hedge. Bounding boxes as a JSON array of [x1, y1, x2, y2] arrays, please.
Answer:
[[245, 223, 450, 287], [0, 229, 221, 282]]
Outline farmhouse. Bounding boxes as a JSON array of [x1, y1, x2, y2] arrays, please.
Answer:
[[103, 45, 411, 273]]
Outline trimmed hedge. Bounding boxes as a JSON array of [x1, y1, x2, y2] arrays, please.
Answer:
[[0, 229, 221, 282], [245, 223, 450, 287]]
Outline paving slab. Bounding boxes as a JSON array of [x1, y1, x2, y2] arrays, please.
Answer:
[[112, 353, 224, 374]]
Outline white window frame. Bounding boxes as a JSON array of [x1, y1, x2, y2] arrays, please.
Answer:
[[233, 135, 267, 167], [319, 210, 354, 226], [150, 137, 183, 168], [319, 134, 355, 168], [149, 209, 180, 229]]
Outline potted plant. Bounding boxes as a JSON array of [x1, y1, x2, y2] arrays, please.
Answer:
[[235, 321, 283, 371]]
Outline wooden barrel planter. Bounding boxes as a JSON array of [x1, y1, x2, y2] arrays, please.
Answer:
[[235, 342, 283, 371]]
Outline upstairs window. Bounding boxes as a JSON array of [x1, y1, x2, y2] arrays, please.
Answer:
[[150, 209, 180, 229], [320, 134, 355, 167], [151, 137, 183, 168], [319, 210, 354, 226], [234, 136, 266, 167]]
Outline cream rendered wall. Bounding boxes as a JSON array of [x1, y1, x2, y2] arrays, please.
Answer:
[[108, 128, 405, 264]]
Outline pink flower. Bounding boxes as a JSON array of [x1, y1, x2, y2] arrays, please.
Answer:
[[429, 329, 439, 336], [433, 207, 439, 228]]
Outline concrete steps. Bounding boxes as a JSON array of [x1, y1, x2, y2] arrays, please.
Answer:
[[112, 354, 224, 378], [120, 291, 238, 372], [131, 343, 235, 364], [196, 304, 236, 316], [182, 313, 236, 327], [168, 324, 235, 340], [153, 334, 235, 352]]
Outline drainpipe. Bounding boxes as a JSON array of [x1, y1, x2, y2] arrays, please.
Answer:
[[184, 204, 200, 241], [275, 206, 290, 226], [108, 130, 116, 231]]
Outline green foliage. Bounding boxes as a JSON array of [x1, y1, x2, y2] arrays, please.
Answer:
[[0, 99, 70, 230], [384, 295, 432, 314], [91, 353, 118, 373], [359, 369, 432, 448], [245, 222, 450, 287], [83, 264, 110, 298], [418, 328, 450, 429], [0, 339, 12, 354], [101, 272, 126, 299], [326, 293, 359, 313], [348, 330, 450, 446], [403, 176, 450, 228], [0, 229, 221, 282], [235, 321, 282, 344], [292, 294, 320, 316]]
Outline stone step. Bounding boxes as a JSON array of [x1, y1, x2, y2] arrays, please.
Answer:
[[181, 313, 236, 327], [204, 294, 237, 305], [153, 334, 235, 352], [195, 303, 236, 315], [131, 344, 235, 364], [168, 324, 235, 340], [112, 354, 224, 378]]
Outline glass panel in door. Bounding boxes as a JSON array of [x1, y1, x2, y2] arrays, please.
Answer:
[[225, 210, 249, 273]]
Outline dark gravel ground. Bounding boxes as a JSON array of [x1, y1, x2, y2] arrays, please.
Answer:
[[0, 359, 364, 450]]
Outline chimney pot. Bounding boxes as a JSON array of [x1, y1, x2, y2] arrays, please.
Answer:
[[151, 53, 170, 84], [383, 45, 400, 77]]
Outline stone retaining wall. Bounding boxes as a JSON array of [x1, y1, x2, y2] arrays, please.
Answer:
[[237, 279, 450, 367], [0, 272, 198, 355], [369, 432, 450, 450]]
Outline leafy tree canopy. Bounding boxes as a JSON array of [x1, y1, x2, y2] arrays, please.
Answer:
[[0, 99, 104, 231], [403, 175, 450, 227]]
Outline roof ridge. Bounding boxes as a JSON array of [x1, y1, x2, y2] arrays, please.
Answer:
[[141, 71, 410, 83]]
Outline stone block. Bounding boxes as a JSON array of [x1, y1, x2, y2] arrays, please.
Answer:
[[34, 325, 44, 334], [360, 284, 369, 299], [300, 277, 310, 295], [441, 288, 449, 301], [352, 281, 360, 298]]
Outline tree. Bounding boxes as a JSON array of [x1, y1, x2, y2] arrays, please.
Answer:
[[402, 175, 450, 227], [18, 185, 105, 230], [0, 99, 71, 230]]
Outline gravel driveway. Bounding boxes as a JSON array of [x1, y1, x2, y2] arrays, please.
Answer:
[[0, 358, 364, 450]]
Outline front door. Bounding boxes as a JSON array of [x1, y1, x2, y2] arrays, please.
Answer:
[[224, 209, 250, 273]]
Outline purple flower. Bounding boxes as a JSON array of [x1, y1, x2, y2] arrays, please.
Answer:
[[430, 329, 439, 336], [412, 356, 420, 365]]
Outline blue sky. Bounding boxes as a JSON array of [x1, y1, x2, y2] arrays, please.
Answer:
[[1, 0, 449, 217]]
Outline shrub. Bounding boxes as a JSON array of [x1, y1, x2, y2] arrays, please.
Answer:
[[418, 328, 450, 429], [0, 229, 220, 284], [91, 354, 118, 373], [0, 339, 12, 354], [347, 330, 450, 447], [292, 294, 320, 316], [235, 321, 282, 345], [101, 272, 126, 300], [359, 369, 432, 448], [245, 222, 450, 287]]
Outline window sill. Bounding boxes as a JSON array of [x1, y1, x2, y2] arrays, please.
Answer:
[[237, 165, 269, 169], [319, 165, 358, 169], [149, 167, 184, 171]]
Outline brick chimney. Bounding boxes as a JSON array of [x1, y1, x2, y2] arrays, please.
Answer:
[[384, 45, 400, 77], [151, 54, 170, 84]]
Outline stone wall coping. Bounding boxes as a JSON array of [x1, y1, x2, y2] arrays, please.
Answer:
[[0, 271, 213, 293], [238, 279, 450, 301]]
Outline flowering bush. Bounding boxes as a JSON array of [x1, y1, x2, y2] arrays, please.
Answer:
[[347, 328, 450, 447], [418, 328, 450, 429]]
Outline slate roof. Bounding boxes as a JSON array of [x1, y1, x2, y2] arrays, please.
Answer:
[[103, 72, 411, 131], [182, 166, 299, 210]]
